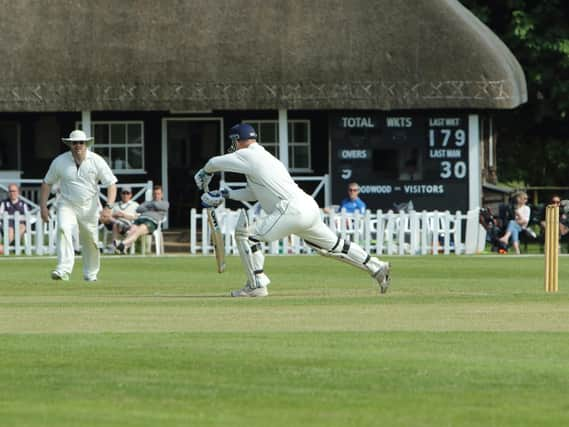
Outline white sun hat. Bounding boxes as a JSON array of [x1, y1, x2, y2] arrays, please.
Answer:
[[61, 130, 94, 147]]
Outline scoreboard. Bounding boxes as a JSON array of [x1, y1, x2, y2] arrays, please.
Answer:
[[330, 112, 472, 212]]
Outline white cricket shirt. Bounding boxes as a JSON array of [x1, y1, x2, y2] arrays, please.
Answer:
[[43, 151, 117, 205], [204, 143, 305, 214], [114, 200, 139, 218]]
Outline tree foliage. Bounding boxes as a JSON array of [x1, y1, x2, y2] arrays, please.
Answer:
[[460, 0, 569, 186]]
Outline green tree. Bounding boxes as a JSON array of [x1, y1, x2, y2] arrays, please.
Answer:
[[460, 0, 569, 187]]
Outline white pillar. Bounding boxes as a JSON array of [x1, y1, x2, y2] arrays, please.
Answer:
[[468, 114, 481, 210], [160, 120, 169, 230], [81, 111, 92, 137], [278, 109, 289, 169], [488, 116, 494, 168], [324, 174, 332, 207]]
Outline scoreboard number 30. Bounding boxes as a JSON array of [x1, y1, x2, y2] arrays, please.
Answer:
[[440, 161, 467, 179]]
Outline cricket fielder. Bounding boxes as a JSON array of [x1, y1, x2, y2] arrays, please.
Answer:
[[195, 123, 391, 297], [40, 130, 117, 281]]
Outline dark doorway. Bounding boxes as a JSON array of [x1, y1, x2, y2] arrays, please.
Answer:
[[166, 119, 221, 227], [0, 121, 21, 170]]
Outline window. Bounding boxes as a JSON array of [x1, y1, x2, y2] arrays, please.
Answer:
[[78, 121, 144, 173], [246, 120, 311, 172]]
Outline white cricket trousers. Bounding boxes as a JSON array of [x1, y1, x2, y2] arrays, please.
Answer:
[[254, 194, 338, 249], [56, 198, 100, 280]]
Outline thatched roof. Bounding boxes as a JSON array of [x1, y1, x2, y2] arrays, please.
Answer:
[[0, 0, 527, 111]]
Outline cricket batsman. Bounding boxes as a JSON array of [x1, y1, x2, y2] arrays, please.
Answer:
[[194, 123, 391, 297]]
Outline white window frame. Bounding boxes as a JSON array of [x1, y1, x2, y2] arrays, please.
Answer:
[[246, 119, 312, 173], [77, 120, 145, 174]]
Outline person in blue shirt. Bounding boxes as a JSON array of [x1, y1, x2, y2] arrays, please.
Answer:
[[340, 182, 367, 213]]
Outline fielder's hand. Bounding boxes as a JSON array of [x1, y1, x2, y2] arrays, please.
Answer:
[[40, 206, 50, 223], [194, 168, 213, 190], [99, 209, 112, 223], [201, 191, 224, 208]]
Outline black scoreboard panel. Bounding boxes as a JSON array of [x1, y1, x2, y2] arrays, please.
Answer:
[[330, 113, 470, 212]]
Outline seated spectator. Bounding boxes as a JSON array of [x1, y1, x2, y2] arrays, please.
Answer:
[[498, 191, 532, 254], [113, 185, 169, 254], [339, 182, 367, 214], [562, 201, 569, 238], [100, 185, 139, 241], [539, 195, 569, 240], [0, 184, 29, 253]]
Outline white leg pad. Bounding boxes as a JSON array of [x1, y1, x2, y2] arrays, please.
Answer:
[[235, 209, 267, 288], [308, 237, 375, 274]]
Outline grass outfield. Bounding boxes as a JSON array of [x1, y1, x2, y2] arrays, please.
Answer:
[[0, 255, 568, 427]]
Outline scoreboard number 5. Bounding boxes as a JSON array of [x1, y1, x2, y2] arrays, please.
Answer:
[[440, 161, 467, 179]]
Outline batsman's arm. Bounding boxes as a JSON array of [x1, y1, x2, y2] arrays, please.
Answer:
[[203, 152, 250, 175], [225, 187, 256, 202]]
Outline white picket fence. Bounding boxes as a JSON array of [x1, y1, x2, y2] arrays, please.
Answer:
[[0, 180, 156, 256], [190, 208, 486, 256]]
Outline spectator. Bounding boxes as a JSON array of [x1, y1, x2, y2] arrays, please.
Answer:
[[562, 200, 569, 238], [340, 182, 367, 214], [40, 130, 117, 281], [99, 185, 139, 241], [498, 191, 531, 254], [0, 183, 29, 253], [539, 195, 569, 240], [113, 185, 169, 254]]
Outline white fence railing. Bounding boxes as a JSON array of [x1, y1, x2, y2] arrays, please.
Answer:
[[190, 208, 486, 256], [0, 180, 155, 256]]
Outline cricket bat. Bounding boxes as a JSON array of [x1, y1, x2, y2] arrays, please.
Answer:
[[203, 183, 226, 273]]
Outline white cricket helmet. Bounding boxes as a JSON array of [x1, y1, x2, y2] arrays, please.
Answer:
[[61, 130, 94, 148]]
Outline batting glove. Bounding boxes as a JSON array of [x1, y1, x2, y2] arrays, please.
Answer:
[[201, 191, 224, 208], [194, 168, 213, 190]]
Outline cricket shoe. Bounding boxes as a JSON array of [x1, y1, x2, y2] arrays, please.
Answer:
[[113, 239, 126, 255], [51, 270, 70, 281], [231, 274, 270, 297], [84, 277, 97, 282], [368, 258, 391, 294]]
